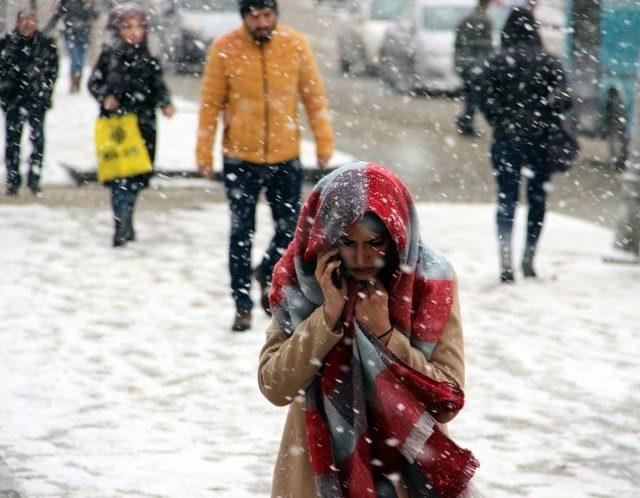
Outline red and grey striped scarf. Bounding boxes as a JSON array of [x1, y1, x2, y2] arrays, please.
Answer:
[[270, 163, 478, 497]]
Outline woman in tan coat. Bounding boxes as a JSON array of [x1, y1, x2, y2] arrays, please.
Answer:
[[259, 163, 478, 498]]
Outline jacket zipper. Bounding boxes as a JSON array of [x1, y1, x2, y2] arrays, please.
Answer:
[[259, 44, 269, 164]]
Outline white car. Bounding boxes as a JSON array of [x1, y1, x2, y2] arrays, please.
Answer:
[[337, 0, 406, 75], [151, 0, 240, 73], [379, 0, 510, 93]]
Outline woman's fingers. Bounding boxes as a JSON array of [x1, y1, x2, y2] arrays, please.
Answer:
[[322, 259, 341, 281], [317, 248, 338, 272], [315, 248, 337, 278]]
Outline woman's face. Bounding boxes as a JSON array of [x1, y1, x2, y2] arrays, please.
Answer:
[[337, 221, 390, 282], [120, 17, 146, 45]]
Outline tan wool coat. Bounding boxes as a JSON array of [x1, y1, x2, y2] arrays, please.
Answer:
[[258, 278, 465, 498]]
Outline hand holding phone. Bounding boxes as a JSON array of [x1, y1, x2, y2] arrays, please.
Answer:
[[316, 248, 347, 329]]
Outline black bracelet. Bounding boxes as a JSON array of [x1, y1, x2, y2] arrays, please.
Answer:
[[378, 327, 393, 340]]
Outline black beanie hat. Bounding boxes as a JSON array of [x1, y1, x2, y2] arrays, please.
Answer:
[[239, 0, 278, 17]]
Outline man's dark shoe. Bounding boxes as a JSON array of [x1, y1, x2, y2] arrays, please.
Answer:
[[500, 268, 515, 284], [231, 309, 252, 332], [522, 261, 537, 278], [28, 184, 42, 196], [455, 116, 479, 137], [253, 267, 272, 316], [6, 187, 18, 196], [456, 125, 480, 138]]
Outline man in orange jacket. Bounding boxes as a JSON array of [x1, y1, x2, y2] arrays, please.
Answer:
[[196, 0, 334, 332]]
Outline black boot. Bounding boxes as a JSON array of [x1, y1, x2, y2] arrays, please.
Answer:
[[113, 218, 128, 247], [500, 267, 515, 283], [522, 246, 537, 278], [27, 169, 42, 196], [500, 241, 514, 284], [124, 212, 136, 242]]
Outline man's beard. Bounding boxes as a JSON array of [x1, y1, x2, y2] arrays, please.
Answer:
[[250, 27, 274, 43]]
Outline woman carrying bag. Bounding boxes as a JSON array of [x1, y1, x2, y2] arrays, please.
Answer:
[[88, 3, 175, 247], [474, 8, 574, 282], [259, 163, 479, 498]]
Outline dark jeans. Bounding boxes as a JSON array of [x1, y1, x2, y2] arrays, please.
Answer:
[[108, 112, 155, 243], [456, 65, 478, 132], [223, 158, 303, 312], [65, 33, 90, 77], [491, 138, 551, 253], [111, 177, 141, 224], [3, 105, 46, 192]]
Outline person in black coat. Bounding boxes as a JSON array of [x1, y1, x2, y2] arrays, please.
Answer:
[[0, 9, 59, 195], [474, 7, 572, 283], [45, 0, 98, 93], [453, 0, 493, 137], [88, 3, 175, 247]]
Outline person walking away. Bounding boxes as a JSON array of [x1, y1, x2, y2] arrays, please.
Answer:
[[474, 7, 572, 283], [196, 0, 334, 332], [453, 0, 493, 137], [45, 0, 98, 93], [0, 9, 58, 196], [88, 3, 175, 247], [259, 162, 479, 497]]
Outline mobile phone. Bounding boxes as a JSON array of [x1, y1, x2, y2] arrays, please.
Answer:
[[328, 255, 342, 289]]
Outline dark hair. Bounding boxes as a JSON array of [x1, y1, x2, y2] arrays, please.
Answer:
[[500, 7, 542, 49], [239, 0, 279, 17]]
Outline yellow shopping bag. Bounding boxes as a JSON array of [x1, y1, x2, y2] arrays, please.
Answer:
[[95, 113, 152, 183]]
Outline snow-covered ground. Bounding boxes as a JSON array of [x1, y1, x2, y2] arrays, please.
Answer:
[[1, 201, 638, 498], [1, 61, 639, 497]]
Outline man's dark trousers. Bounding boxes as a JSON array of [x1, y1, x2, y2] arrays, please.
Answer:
[[456, 65, 478, 134], [3, 105, 46, 193], [223, 158, 303, 312]]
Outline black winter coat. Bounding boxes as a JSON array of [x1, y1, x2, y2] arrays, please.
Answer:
[[88, 42, 172, 185], [88, 43, 171, 119], [454, 11, 493, 71], [0, 31, 59, 111], [474, 44, 571, 141], [45, 0, 98, 39]]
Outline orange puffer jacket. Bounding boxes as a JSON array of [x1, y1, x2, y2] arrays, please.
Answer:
[[196, 25, 334, 166]]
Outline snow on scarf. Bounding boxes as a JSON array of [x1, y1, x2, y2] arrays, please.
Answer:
[[270, 162, 479, 498]]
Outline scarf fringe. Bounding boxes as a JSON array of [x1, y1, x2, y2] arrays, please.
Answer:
[[401, 412, 436, 464]]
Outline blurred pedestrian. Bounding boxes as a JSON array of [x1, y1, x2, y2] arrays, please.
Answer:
[[0, 9, 58, 196], [45, 0, 98, 93], [453, 0, 493, 137], [259, 162, 478, 498], [474, 7, 572, 282], [88, 3, 175, 247], [196, 0, 334, 331]]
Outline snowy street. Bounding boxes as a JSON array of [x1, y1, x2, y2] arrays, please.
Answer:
[[1, 201, 639, 497], [1, 0, 639, 496]]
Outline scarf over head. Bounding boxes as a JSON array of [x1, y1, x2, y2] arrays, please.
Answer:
[[270, 163, 479, 497]]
